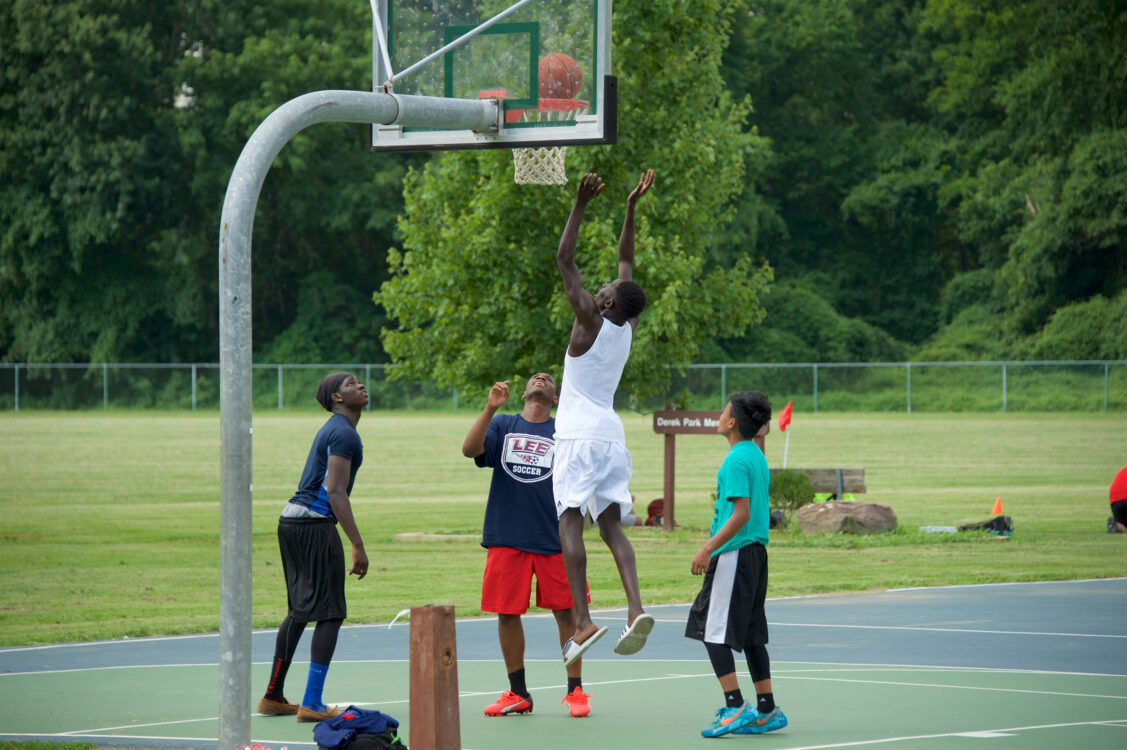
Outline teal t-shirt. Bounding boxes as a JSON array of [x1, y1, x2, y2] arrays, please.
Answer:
[[710, 439, 770, 555]]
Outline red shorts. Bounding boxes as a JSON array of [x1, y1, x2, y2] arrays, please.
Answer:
[[481, 546, 589, 615]]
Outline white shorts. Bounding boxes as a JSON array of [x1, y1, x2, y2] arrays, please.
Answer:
[[552, 438, 633, 520]]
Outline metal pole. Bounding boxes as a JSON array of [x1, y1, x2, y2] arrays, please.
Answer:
[[365, 364, 371, 411], [1002, 363, 1007, 413], [906, 363, 911, 414], [103, 363, 108, 408], [218, 89, 499, 750], [1106, 363, 1110, 411], [14, 364, 19, 412], [192, 365, 198, 411], [720, 364, 727, 407], [813, 364, 818, 413], [277, 365, 283, 410]]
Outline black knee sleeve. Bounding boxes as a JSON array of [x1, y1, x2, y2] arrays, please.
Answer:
[[705, 642, 736, 679], [746, 643, 771, 682], [274, 615, 307, 662], [311, 619, 343, 664]]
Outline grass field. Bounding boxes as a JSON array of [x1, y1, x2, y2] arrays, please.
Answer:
[[0, 410, 1123, 647]]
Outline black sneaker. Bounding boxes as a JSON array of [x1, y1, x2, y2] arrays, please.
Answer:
[[1110, 516, 1117, 533]]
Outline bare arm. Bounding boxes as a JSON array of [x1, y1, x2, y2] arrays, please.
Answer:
[[617, 169, 654, 281], [325, 454, 368, 579], [690, 497, 750, 575], [461, 381, 509, 458], [557, 173, 605, 353]]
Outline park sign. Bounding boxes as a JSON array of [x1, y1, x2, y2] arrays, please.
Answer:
[[652, 409, 722, 435], [651, 407, 723, 531]]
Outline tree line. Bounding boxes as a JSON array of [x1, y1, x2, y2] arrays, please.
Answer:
[[2, 0, 1123, 401]]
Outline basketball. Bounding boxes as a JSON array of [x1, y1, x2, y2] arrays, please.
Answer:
[[538, 53, 583, 99]]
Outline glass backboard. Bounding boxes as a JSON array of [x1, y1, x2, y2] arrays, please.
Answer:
[[371, 0, 615, 151]]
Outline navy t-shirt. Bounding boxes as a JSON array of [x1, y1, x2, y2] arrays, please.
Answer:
[[287, 413, 363, 519], [475, 413, 560, 554]]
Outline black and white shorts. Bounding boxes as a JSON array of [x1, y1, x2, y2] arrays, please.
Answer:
[[278, 517, 347, 622], [685, 543, 768, 651]]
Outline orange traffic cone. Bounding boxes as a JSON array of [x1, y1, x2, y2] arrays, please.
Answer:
[[991, 497, 1003, 515]]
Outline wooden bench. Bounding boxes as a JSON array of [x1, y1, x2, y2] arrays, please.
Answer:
[[770, 468, 866, 500]]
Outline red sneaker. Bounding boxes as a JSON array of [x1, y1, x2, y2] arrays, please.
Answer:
[[562, 687, 591, 718], [483, 690, 533, 716]]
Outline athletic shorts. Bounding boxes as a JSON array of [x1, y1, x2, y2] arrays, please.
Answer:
[[481, 546, 589, 614], [552, 438, 633, 520], [1112, 499, 1127, 527], [278, 517, 347, 622], [685, 543, 768, 651]]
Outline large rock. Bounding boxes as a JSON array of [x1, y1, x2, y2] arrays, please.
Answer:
[[797, 501, 898, 535]]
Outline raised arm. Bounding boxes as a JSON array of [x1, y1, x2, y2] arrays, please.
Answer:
[[461, 381, 509, 458], [557, 173, 605, 351], [617, 169, 654, 281]]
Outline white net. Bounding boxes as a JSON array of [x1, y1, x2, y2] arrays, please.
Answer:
[[512, 99, 589, 185]]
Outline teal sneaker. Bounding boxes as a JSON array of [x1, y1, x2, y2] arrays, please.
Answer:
[[734, 705, 788, 734], [700, 701, 757, 737]]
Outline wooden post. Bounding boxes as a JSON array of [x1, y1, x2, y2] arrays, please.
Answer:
[[663, 431, 676, 532], [409, 605, 460, 750]]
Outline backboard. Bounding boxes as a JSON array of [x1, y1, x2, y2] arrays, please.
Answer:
[[371, 0, 615, 151]]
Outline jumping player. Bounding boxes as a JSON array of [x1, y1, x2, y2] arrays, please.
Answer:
[[258, 372, 370, 723], [553, 170, 656, 666], [686, 391, 788, 737], [462, 374, 592, 718]]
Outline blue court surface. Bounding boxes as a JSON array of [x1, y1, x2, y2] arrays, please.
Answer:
[[2, 578, 1125, 750]]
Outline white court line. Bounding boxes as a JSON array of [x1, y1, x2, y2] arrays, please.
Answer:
[[765, 718, 1127, 750], [53, 664, 1127, 738], [6, 579, 1123, 653], [781, 674, 1127, 701], [768, 622, 1127, 639], [2, 733, 315, 748]]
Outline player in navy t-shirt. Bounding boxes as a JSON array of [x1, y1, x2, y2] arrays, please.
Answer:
[[462, 373, 591, 718], [258, 372, 370, 723]]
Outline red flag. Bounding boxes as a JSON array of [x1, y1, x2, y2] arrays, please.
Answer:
[[778, 401, 793, 432]]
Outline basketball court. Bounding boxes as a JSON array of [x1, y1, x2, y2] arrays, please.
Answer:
[[3, 578, 1125, 749]]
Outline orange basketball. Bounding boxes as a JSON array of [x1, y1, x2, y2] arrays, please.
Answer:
[[538, 53, 583, 99]]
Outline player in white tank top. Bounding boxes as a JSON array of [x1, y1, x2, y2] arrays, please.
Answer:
[[553, 170, 657, 666], [554, 317, 632, 443]]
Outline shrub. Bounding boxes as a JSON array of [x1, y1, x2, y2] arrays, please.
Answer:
[[769, 469, 816, 519]]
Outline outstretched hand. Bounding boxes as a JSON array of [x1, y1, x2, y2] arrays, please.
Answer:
[[576, 173, 605, 203], [627, 169, 655, 204]]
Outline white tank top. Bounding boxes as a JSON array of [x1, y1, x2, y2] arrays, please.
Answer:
[[554, 319, 633, 442]]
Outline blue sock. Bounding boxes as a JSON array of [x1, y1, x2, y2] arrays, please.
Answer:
[[302, 662, 330, 710]]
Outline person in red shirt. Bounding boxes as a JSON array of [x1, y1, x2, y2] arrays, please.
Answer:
[[1109, 467, 1127, 533]]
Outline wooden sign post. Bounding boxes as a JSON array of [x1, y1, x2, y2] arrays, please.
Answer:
[[652, 404, 723, 532], [409, 605, 460, 750]]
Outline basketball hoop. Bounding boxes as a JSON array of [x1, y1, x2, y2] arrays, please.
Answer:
[[512, 98, 589, 185]]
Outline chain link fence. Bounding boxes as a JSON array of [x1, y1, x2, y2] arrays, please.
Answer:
[[0, 361, 1124, 412]]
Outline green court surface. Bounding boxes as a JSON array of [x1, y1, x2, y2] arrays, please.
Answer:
[[3, 582, 1126, 750], [5, 659, 1127, 749]]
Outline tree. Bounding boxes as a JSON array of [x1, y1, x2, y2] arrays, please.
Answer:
[[376, 0, 773, 402], [0, 0, 417, 364], [722, 0, 948, 345], [920, 0, 1127, 333]]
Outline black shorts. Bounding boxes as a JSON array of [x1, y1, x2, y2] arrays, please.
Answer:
[[278, 517, 347, 622], [1112, 499, 1127, 527], [685, 543, 768, 651]]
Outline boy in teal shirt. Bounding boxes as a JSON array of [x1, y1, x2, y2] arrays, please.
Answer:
[[685, 391, 788, 737]]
